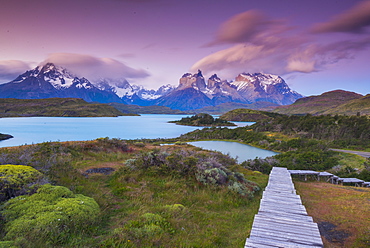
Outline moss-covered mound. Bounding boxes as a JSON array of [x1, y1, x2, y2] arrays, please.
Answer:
[[1, 184, 100, 246], [0, 164, 44, 202]]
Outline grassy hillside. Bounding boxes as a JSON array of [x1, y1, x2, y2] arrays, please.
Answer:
[[108, 102, 188, 114], [220, 108, 284, 122], [0, 98, 126, 117], [273, 90, 364, 115], [296, 182, 370, 247], [194, 101, 279, 115], [321, 94, 370, 115]]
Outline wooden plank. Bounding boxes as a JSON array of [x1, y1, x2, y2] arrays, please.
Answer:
[[249, 230, 323, 247], [246, 237, 317, 248], [257, 211, 313, 222], [258, 207, 308, 216], [254, 214, 316, 227], [246, 237, 322, 248], [252, 219, 321, 236], [250, 227, 322, 245], [260, 197, 304, 204]]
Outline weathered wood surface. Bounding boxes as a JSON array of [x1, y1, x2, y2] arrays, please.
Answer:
[[337, 178, 364, 183], [245, 167, 323, 248]]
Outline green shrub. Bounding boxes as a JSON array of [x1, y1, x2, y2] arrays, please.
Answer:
[[195, 166, 228, 186], [163, 204, 186, 214], [0, 164, 45, 202], [133, 142, 145, 147], [126, 147, 260, 197], [0, 241, 15, 248], [1, 184, 100, 245]]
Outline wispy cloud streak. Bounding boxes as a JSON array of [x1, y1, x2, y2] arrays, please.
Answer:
[[311, 0, 370, 33]]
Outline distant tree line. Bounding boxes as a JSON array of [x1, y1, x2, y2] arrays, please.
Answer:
[[253, 114, 370, 150]]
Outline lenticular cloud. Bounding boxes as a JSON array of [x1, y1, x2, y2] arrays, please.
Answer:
[[0, 60, 31, 83], [42, 53, 150, 82]]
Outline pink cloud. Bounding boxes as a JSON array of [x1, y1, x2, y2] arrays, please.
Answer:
[[192, 10, 311, 76], [207, 10, 290, 46], [311, 1, 370, 33], [0, 60, 31, 83], [42, 53, 150, 82]]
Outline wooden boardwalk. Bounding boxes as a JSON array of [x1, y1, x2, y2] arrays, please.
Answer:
[[245, 167, 323, 248]]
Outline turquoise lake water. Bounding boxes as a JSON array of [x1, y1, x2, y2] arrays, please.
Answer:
[[0, 115, 197, 147], [188, 141, 278, 163]]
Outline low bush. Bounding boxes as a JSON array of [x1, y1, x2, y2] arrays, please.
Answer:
[[127, 147, 260, 197], [108, 212, 175, 247]]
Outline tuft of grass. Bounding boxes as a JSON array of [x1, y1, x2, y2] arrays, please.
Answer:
[[295, 181, 370, 248], [334, 152, 367, 170]]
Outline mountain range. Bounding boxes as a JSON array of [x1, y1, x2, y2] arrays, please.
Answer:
[[0, 63, 303, 111]]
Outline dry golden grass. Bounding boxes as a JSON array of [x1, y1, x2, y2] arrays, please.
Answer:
[[295, 181, 370, 248]]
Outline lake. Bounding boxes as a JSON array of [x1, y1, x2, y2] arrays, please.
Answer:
[[188, 141, 278, 163], [0, 115, 274, 161], [0, 115, 200, 147], [0, 115, 254, 148]]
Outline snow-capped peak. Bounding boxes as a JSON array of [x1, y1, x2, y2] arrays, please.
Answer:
[[209, 74, 221, 82], [38, 63, 76, 89]]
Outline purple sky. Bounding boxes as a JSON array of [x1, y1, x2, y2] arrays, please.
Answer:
[[0, 0, 369, 96]]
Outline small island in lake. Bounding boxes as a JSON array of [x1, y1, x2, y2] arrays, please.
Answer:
[[169, 113, 236, 126], [0, 133, 13, 141]]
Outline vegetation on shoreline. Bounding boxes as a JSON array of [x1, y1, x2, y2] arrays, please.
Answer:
[[178, 113, 370, 180], [169, 113, 236, 126], [108, 102, 189, 115], [192, 101, 279, 114], [0, 98, 128, 117], [253, 114, 370, 150]]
